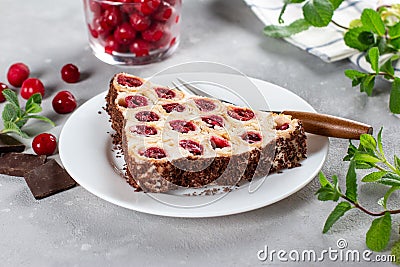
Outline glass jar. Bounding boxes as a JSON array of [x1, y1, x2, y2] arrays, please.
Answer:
[[83, 0, 181, 65]]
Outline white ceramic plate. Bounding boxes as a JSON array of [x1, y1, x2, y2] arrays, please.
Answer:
[[59, 73, 329, 218]]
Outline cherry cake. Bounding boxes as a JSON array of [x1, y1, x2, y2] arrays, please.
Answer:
[[105, 73, 307, 192]]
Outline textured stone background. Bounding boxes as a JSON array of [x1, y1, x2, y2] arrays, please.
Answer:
[[0, 0, 398, 266]]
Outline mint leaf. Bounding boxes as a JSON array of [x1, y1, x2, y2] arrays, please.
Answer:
[[322, 202, 352, 233], [25, 115, 55, 127], [319, 171, 332, 187], [344, 27, 372, 51], [394, 155, 400, 170], [388, 22, 400, 39], [377, 127, 384, 157], [361, 9, 386, 36], [345, 160, 358, 202], [390, 77, 400, 114], [2, 121, 29, 138], [366, 212, 391, 251], [303, 0, 334, 27], [316, 174, 340, 202], [359, 133, 377, 151], [380, 56, 395, 76], [25, 93, 42, 113], [353, 152, 381, 164], [379, 173, 400, 187], [264, 19, 310, 38], [362, 171, 387, 182], [328, 0, 344, 10], [2, 103, 18, 122], [2, 89, 20, 109], [368, 47, 379, 73], [391, 238, 400, 265], [360, 75, 375, 96], [344, 69, 367, 80]]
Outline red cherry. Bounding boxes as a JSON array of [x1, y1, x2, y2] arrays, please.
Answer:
[[130, 125, 158, 135], [194, 98, 216, 112], [89, 0, 102, 17], [135, 0, 161, 15], [241, 131, 262, 144], [155, 87, 176, 99], [125, 95, 148, 108], [92, 17, 112, 38], [0, 83, 8, 103], [210, 136, 230, 149], [139, 147, 166, 159], [114, 22, 137, 45], [20, 78, 45, 99], [135, 111, 160, 122], [161, 103, 185, 113], [104, 35, 121, 54], [32, 133, 57, 156], [142, 22, 165, 42], [169, 120, 196, 133], [276, 123, 290, 130], [117, 74, 143, 87], [129, 39, 151, 56], [7, 63, 30, 87], [153, 2, 173, 22], [52, 91, 77, 114], [227, 107, 255, 121], [100, 6, 123, 30], [201, 115, 224, 128], [179, 140, 203, 156], [61, 64, 80, 83], [129, 13, 151, 31]]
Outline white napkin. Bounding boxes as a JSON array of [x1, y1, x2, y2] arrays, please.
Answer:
[[245, 0, 400, 75]]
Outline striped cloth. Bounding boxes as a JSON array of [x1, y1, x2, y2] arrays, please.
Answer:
[[245, 0, 400, 74]]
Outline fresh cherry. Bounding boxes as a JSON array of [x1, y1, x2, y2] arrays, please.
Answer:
[[100, 6, 123, 30], [276, 123, 290, 130], [155, 87, 176, 99], [130, 125, 158, 135], [210, 136, 230, 149], [135, 111, 160, 121], [7, 63, 30, 87], [227, 107, 255, 121], [139, 147, 166, 159], [125, 95, 148, 108], [179, 140, 203, 156], [130, 12, 151, 31], [194, 98, 216, 112], [32, 133, 57, 156], [161, 103, 185, 113], [114, 22, 137, 45], [61, 64, 80, 83], [0, 83, 8, 103], [153, 1, 173, 22], [129, 39, 151, 56], [104, 35, 121, 54], [117, 74, 143, 87], [241, 131, 262, 144], [169, 120, 196, 133], [52, 91, 77, 114], [20, 78, 45, 99], [201, 115, 224, 128], [135, 0, 161, 15], [142, 22, 164, 42]]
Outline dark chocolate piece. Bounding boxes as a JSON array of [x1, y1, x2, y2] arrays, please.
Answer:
[[0, 152, 46, 176], [24, 159, 77, 199], [0, 134, 25, 154]]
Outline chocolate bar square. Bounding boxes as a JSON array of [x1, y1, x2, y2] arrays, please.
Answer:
[[0, 152, 46, 176], [24, 159, 77, 199], [0, 134, 25, 154]]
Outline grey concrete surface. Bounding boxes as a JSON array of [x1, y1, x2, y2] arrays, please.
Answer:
[[0, 0, 399, 266]]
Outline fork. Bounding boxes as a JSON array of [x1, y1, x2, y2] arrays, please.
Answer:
[[172, 78, 373, 140]]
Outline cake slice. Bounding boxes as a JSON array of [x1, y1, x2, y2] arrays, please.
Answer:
[[105, 72, 307, 192]]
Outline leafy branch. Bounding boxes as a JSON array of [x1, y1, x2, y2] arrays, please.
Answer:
[[264, 1, 400, 114], [1, 89, 55, 138], [316, 128, 400, 256]]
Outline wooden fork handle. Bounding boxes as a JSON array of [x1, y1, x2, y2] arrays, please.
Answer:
[[281, 111, 373, 140]]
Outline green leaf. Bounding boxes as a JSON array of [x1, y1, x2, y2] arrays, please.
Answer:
[[25, 93, 42, 113], [362, 171, 387, 182], [25, 115, 55, 127], [377, 127, 384, 157], [345, 160, 358, 202], [353, 152, 381, 164], [395, 155, 400, 170], [344, 69, 367, 80], [322, 202, 352, 233], [2, 103, 18, 122], [318, 171, 332, 187], [2, 121, 30, 138], [2, 89, 20, 109], [316, 186, 341, 201], [391, 238, 400, 265], [285, 0, 306, 3], [359, 133, 377, 151], [361, 8, 386, 36], [360, 75, 375, 96], [302, 0, 334, 27], [25, 103, 42, 114], [389, 23, 400, 39], [14, 118, 28, 128], [328, 0, 344, 10], [344, 27, 372, 51], [391, 37, 400, 50], [343, 140, 357, 161], [366, 212, 391, 251], [263, 19, 311, 38], [368, 47, 379, 73], [383, 186, 400, 210], [379, 173, 400, 187], [389, 78, 400, 114], [355, 162, 374, 169], [380, 57, 395, 76]]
